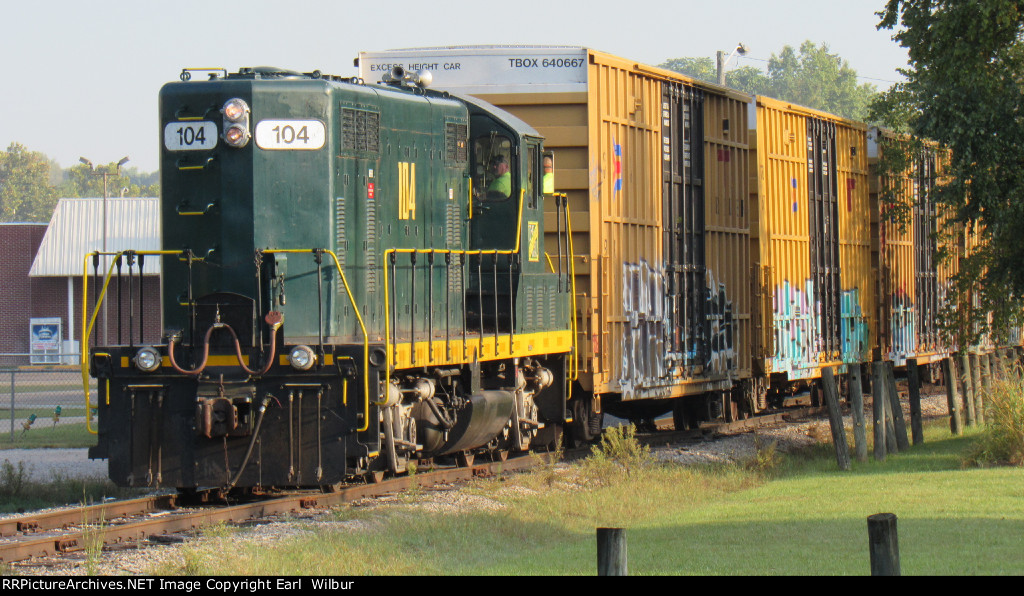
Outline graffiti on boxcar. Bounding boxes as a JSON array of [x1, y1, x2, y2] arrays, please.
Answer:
[[841, 288, 871, 363], [619, 260, 672, 397], [589, 159, 604, 203], [772, 279, 815, 377], [886, 292, 915, 364], [772, 280, 869, 378], [618, 263, 736, 397], [705, 271, 735, 374]]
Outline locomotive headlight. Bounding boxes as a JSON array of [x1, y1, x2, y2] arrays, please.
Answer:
[[222, 98, 249, 122], [288, 345, 317, 371], [133, 347, 162, 373], [224, 124, 250, 147]]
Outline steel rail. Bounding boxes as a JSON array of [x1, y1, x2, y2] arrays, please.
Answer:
[[0, 453, 544, 564]]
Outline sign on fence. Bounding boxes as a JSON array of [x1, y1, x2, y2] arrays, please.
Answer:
[[30, 317, 62, 364]]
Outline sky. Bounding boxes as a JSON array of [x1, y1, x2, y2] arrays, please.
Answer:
[[0, 0, 908, 174]]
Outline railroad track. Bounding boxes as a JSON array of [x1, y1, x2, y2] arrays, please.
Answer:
[[0, 452, 547, 565], [4, 384, 946, 568]]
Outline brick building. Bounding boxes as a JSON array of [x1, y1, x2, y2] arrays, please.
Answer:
[[0, 223, 51, 364], [0, 198, 160, 366]]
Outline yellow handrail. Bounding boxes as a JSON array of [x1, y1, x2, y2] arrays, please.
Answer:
[[382, 188, 526, 397], [262, 249, 370, 431], [81, 250, 186, 434], [563, 193, 579, 383], [79, 248, 371, 432]]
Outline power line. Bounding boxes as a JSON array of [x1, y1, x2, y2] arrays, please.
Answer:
[[733, 55, 903, 85]]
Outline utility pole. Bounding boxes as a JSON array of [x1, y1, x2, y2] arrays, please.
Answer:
[[79, 156, 129, 346], [717, 43, 748, 87]]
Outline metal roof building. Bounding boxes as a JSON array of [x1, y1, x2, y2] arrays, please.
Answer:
[[29, 197, 161, 277], [3, 198, 164, 363]]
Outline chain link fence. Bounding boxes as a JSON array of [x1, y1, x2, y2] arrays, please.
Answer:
[[1, 364, 97, 443]]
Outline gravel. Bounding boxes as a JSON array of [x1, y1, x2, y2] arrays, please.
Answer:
[[0, 448, 108, 482]]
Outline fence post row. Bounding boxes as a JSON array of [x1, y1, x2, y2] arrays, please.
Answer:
[[906, 358, 923, 446], [885, 363, 910, 452], [848, 364, 868, 462], [943, 357, 962, 435], [872, 362, 887, 462], [821, 367, 851, 471]]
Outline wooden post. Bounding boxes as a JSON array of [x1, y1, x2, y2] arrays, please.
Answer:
[[597, 528, 627, 576], [849, 364, 868, 462], [906, 358, 923, 445], [981, 353, 993, 395], [872, 362, 887, 462], [994, 349, 1007, 380], [970, 353, 984, 425], [822, 367, 851, 470], [868, 513, 901, 576], [885, 362, 909, 452], [942, 357, 962, 435], [959, 352, 976, 426]]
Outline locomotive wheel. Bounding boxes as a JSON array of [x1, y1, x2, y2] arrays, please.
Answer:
[[672, 399, 694, 431], [456, 451, 475, 467], [365, 471, 386, 484], [531, 422, 563, 451], [726, 397, 740, 423], [568, 397, 597, 445], [810, 383, 822, 407]]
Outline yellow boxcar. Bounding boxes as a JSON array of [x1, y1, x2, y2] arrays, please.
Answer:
[[868, 126, 955, 367], [358, 47, 754, 425], [750, 96, 874, 388]]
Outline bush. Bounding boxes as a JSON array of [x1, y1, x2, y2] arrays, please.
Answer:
[[0, 460, 28, 498], [580, 424, 652, 486], [744, 435, 783, 475], [965, 375, 1024, 466]]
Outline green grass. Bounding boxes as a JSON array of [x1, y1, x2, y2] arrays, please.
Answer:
[[145, 418, 1024, 576], [0, 422, 97, 449]]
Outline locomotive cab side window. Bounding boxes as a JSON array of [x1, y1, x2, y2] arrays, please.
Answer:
[[473, 133, 514, 202], [542, 151, 555, 195], [526, 145, 537, 209]]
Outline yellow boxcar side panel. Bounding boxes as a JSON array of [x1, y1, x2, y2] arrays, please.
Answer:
[[870, 128, 955, 364], [754, 96, 873, 382], [836, 123, 874, 367], [454, 49, 753, 401]]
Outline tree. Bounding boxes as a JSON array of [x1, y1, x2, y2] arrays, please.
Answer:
[[658, 57, 773, 96], [874, 1, 1024, 342], [0, 143, 59, 222], [60, 163, 158, 199], [767, 41, 877, 121], [660, 41, 878, 120]]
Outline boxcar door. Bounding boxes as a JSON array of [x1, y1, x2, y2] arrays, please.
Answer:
[[914, 151, 939, 352], [806, 118, 841, 360], [662, 82, 707, 373]]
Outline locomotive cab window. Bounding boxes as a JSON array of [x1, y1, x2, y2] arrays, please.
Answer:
[[526, 145, 537, 209], [542, 151, 555, 195], [473, 134, 514, 202]]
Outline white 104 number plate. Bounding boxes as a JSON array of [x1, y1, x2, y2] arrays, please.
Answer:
[[164, 121, 218, 151], [255, 120, 326, 150]]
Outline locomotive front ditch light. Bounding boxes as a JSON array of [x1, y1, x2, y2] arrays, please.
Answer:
[[222, 98, 249, 122], [288, 345, 317, 371], [133, 346, 162, 372]]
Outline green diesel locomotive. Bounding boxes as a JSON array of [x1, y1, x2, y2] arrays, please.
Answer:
[[87, 67, 574, 489]]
